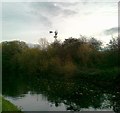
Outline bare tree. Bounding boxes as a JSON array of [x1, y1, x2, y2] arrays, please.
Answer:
[[38, 38, 49, 50]]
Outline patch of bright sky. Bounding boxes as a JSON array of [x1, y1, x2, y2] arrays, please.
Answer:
[[2, 1, 119, 44]]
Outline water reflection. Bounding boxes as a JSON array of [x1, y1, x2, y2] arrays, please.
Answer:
[[3, 76, 120, 112]]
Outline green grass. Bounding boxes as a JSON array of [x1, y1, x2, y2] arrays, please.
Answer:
[[0, 96, 2, 113], [1, 96, 21, 111]]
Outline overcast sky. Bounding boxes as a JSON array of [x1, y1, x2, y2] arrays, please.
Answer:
[[2, 0, 119, 44]]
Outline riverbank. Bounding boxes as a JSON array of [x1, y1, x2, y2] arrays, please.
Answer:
[[2, 97, 21, 111]]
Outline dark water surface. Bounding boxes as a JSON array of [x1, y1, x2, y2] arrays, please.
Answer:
[[3, 76, 120, 112]]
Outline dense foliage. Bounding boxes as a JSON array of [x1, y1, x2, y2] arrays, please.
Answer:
[[1, 36, 120, 87]]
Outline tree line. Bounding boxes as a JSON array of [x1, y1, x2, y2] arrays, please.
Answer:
[[1, 36, 120, 83]]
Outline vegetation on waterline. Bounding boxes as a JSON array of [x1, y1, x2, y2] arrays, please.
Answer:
[[1, 36, 120, 89]]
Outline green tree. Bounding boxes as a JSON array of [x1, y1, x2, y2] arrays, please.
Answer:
[[2, 41, 28, 76], [89, 37, 102, 50]]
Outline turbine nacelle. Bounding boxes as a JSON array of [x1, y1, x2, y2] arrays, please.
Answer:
[[49, 31, 53, 33]]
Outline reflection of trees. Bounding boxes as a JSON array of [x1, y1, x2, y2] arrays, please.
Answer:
[[3, 77, 119, 112], [3, 74, 29, 97], [112, 72, 120, 113], [27, 79, 111, 111], [112, 93, 120, 113]]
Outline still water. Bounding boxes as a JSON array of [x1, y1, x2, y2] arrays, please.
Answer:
[[5, 93, 114, 111], [3, 77, 120, 112]]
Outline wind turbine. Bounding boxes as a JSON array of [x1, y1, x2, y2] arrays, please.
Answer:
[[49, 30, 58, 41]]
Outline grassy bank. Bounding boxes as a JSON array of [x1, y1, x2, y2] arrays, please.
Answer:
[[0, 96, 1, 113], [2, 96, 21, 111]]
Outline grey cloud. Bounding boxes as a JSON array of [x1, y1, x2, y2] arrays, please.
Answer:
[[30, 2, 61, 16], [37, 15, 52, 27], [30, 2, 77, 17], [25, 3, 54, 27], [29, 2, 78, 27], [56, 2, 78, 7], [104, 27, 118, 35]]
